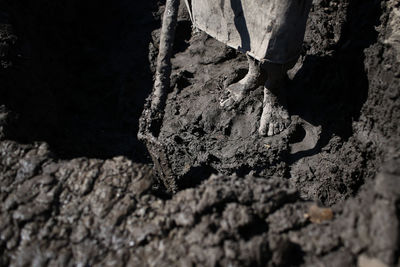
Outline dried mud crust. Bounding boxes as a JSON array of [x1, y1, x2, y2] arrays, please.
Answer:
[[0, 139, 399, 266], [1, 0, 400, 266]]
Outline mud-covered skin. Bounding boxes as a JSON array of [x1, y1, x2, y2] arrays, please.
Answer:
[[220, 56, 292, 137], [220, 54, 261, 109], [258, 63, 292, 137], [259, 91, 290, 137], [1, 0, 400, 266]]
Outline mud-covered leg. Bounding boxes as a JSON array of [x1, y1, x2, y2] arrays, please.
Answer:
[[220, 54, 261, 108], [258, 63, 290, 136]]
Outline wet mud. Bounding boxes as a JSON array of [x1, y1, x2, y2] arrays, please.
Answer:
[[0, 0, 399, 266]]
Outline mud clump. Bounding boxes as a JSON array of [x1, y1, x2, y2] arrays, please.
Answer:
[[0, 140, 154, 266], [1, 0, 400, 266], [0, 140, 399, 266]]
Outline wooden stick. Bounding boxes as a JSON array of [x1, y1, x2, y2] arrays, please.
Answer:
[[151, 0, 180, 112], [138, 0, 180, 192]]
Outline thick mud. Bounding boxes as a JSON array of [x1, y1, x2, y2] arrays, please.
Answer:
[[1, 0, 399, 266]]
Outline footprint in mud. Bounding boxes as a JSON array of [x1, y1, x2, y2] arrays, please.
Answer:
[[288, 118, 321, 156], [228, 100, 263, 139]]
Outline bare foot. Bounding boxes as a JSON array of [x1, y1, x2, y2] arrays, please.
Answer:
[[220, 77, 256, 109], [220, 55, 261, 109], [258, 84, 291, 136]]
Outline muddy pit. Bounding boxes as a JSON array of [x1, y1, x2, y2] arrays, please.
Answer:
[[0, 0, 399, 266]]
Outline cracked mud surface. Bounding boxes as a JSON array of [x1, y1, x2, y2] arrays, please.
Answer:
[[1, 0, 400, 266]]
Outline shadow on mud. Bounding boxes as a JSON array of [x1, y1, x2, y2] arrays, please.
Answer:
[[287, 0, 382, 163], [1, 0, 160, 161]]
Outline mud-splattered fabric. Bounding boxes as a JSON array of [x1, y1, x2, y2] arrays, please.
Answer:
[[185, 0, 312, 64]]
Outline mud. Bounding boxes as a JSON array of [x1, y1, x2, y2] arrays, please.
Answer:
[[1, 0, 399, 266]]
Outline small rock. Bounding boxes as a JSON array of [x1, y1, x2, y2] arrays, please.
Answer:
[[304, 204, 333, 224], [358, 255, 388, 267]]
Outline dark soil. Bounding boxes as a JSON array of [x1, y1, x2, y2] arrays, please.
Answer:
[[0, 0, 399, 266], [0, 0, 160, 161]]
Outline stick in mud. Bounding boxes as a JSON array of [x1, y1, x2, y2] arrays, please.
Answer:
[[139, 0, 179, 140], [151, 0, 180, 113], [138, 0, 180, 192]]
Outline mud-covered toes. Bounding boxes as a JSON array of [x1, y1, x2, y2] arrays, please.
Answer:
[[219, 83, 246, 109], [268, 124, 274, 136], [258, 108, 269, 136], [220, 96, 236, 109], [275, 120, 290, 135], [220, 61, 261, 110], [259, 120, 289, 136], [258, 109, 290, 136], [258, 124, 267, 136]]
